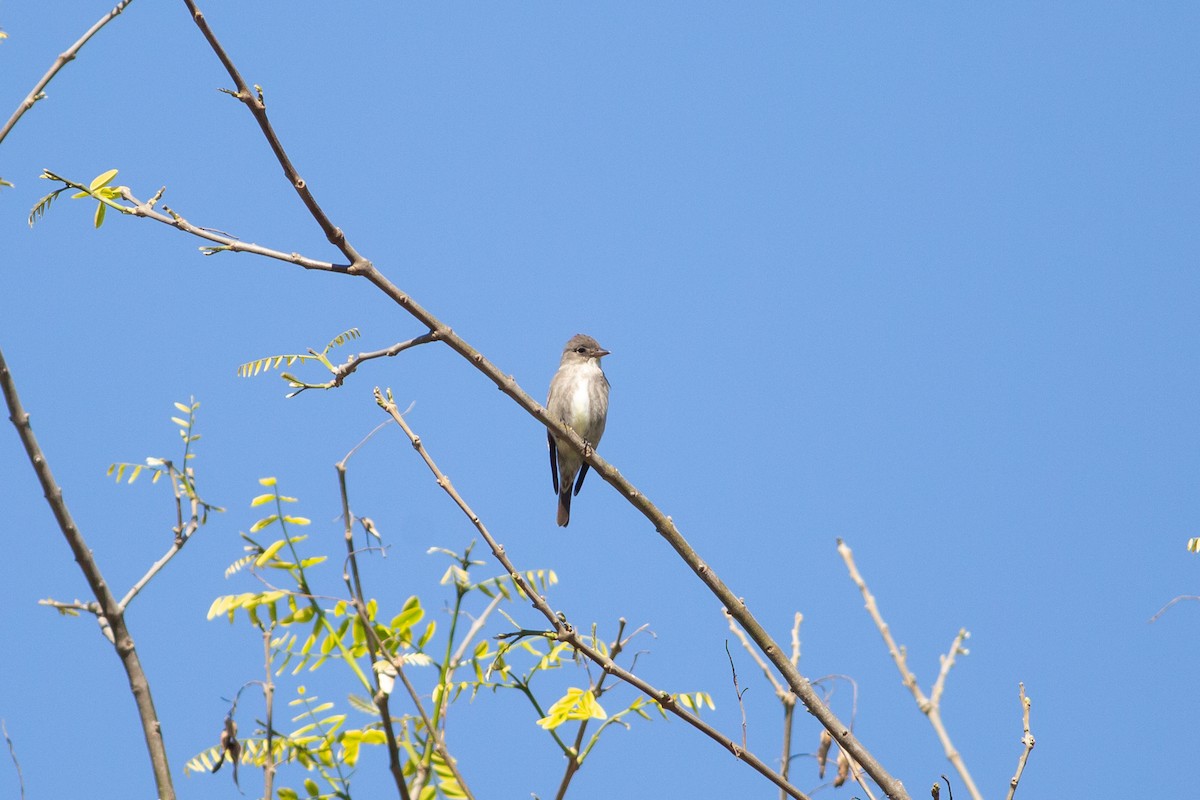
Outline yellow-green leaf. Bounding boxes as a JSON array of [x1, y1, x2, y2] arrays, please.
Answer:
[[250, 514, 279, 533], [90, 169, 118, 191], [255, 539, 288, 567]]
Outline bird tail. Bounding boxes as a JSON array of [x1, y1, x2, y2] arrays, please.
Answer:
[[557, 487, 572, 527]]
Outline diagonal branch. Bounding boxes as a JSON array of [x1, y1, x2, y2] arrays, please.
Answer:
[[180, 0, 366, 266], [374, 388, 812, 800], [0, 0, 136, 152], [0, 345, 176, 800]]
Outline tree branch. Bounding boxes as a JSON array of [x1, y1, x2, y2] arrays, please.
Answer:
[[0, 0, 136, 152], [1004, 683, 1035, 800], [334, 451, 414, 800], [0, 345, 176, 799], [837, 539, 979, 800], [1, 720, 26, 800], [179, 0, 366, 266], [374, 388, 813, 800]]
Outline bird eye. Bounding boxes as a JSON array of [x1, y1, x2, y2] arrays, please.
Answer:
[[575, 347, 586, 354]]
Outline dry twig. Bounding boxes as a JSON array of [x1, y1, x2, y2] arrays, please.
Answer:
[[838, 539, 980, 800], [1004, 683, 1035, 800]]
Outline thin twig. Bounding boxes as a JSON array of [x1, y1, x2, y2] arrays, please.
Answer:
[[553, 619, 635, 800], [725, 641, 749, 753], [725, 609, 786, 698], [448, 595, 504, 669], [336, 435, 474, 800], [180, 0, 367, 267], [0, 0, 136, 151], [726, 609, 803, 798], [262, 630, 277, 800], [1004, 683, 1035, 800], [0, 345, 176, 798], [374, 389, 812, 800], [37, 599, 97, 615], [328, 334, 438, 388], [838, 539, 980, 800], [119, 534, 187, 611], [849, 753, 880, 800], [780, 612, 801, 798], [1, 720, 26, 800], [131, 187, 346, 271], [335, 447, 414, 800], [1149, 595, 1200, 622]]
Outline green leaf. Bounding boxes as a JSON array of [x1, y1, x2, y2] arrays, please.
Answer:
[[390, 596, 424, 632], [256, 539, 288, 567], [93, 201, 106, 228], [360, 729, 387, 744], [250, 514, 279, 533], [417, 620, 436, 649], [90, 168, 119, 191], [250, 493, 276, 507], [28, 188, 65, 227], [537, 688, 606, 729]]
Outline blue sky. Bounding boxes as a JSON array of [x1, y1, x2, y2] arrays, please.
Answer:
[[2, 3, 1198, 798]]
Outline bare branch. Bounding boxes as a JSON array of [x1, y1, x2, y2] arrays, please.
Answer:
[[334, 452, 414, 800], [125, 187, 346, 272], [1149, 594, 1200, 623], [0, 0, 136, 151], [1, 720, 26, 800], [838, 539, 980, 800], [180, 0, 367, 266], [0, 345, 176, 799], [725, 608, 786, 699], [326, 334, 438, 388], [725, 641, 749, 753], [1004, 683, 1035, 800], [261, 630, 277, 800]]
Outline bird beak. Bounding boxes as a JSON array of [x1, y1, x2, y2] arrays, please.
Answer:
[[596, 348, 611, 358]]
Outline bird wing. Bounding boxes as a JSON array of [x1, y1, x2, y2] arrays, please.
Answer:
[[548, 430, 560, 494]]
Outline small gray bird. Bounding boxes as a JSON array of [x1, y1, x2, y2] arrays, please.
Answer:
[[547, 334, 611, 527]]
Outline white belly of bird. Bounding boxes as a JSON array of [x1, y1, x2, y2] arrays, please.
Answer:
[[569, 382, 593, 435]]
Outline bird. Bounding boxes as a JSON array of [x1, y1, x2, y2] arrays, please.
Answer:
[[546, 334, 611, 526]]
